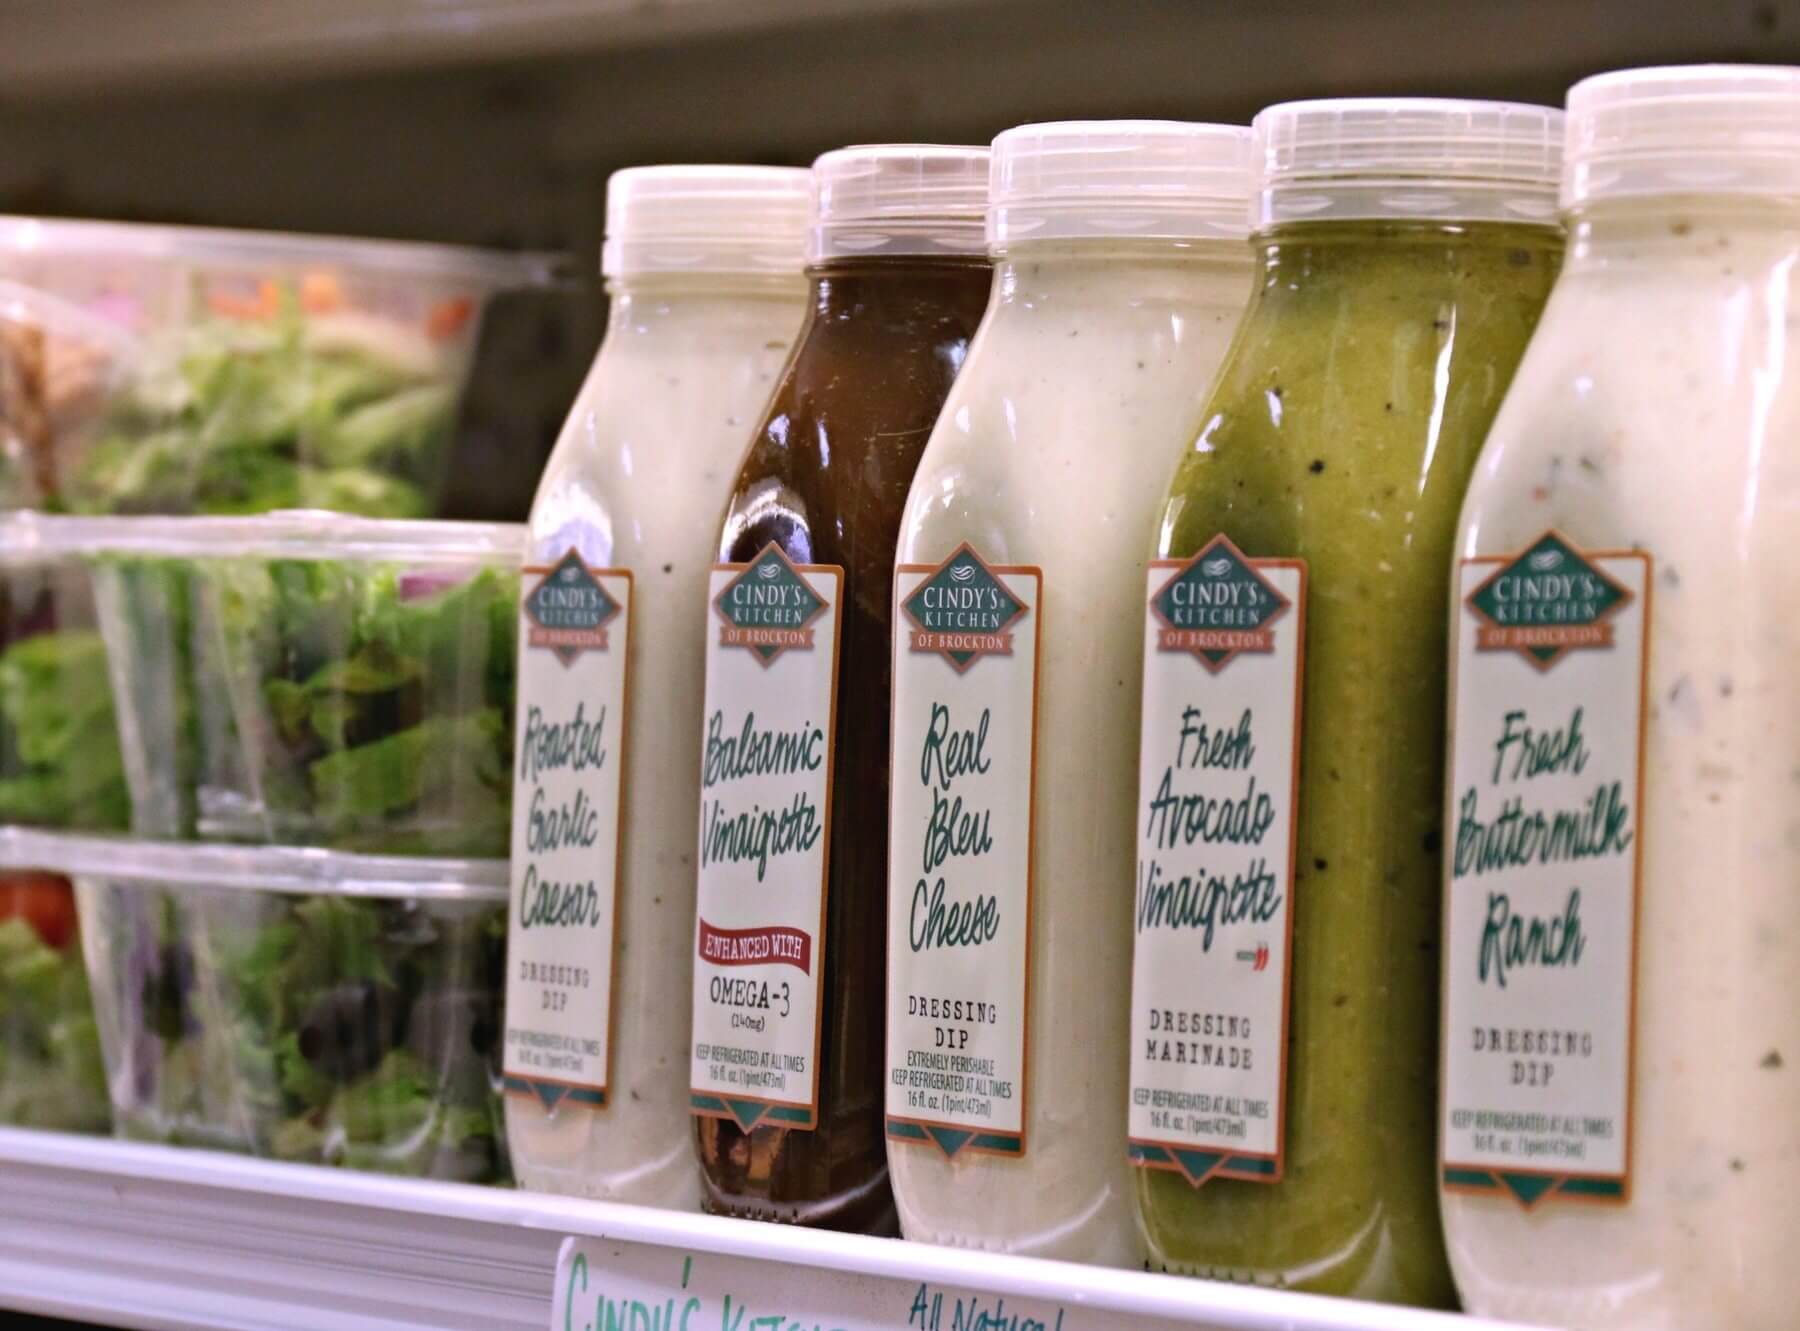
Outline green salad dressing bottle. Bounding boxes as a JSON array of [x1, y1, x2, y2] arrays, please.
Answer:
[[1130, 99, 1563, 1305]]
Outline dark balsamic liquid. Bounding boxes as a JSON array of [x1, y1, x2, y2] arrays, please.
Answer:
[[697, 255, 994, 1231]]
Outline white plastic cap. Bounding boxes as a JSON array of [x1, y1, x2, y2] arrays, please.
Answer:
[[987, 120, 1253, 248], [601, 165, 812, 279], [1564, 64, 1800, 208], [810, 145, 990, 261], [1253, 98, 1563, 227]]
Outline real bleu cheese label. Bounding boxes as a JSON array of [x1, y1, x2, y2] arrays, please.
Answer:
[[1128, 535, 1305, 1186], [885, 544, 1040, 1159], [689, 543, 844, 1133], [504, 550, 632, 1112], [1441, 532, 1649, 1208]]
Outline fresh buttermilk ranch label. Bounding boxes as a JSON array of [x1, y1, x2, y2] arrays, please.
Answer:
[[1129, 535, 1304, 1186], [690, 544, 844, 1132], [1442, 532, 1649, 1208], [886, 545, 1041, 1159], [504, 551, 632, 1112]]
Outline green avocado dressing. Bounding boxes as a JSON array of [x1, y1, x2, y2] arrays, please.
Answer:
[[1139, 220, 1561, 1305]]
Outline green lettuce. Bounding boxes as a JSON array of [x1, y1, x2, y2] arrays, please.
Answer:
[[204, 893, 507, 1182], [0, 914, 109, 1132], [65, 304, 458, 518], [0, 628, 130, 830]]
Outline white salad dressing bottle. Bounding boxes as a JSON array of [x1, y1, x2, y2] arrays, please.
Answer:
[[1440, 66, 1800, 1329], [886, 121, 1252, 1264], [504, 166, 810, 1204]]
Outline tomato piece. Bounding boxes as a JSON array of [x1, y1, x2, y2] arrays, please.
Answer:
[[0, 870, 77, 951]]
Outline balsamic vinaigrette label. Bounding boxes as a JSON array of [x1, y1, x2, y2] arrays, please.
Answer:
[[504, 551, 632, 1112], [1128, 535, 1304, 1186], [885, 545, 1041, 1159], [1442, 532, 1649, 1209], [690, 543, 844, 1133]]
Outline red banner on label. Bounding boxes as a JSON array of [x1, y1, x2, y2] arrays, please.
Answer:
[[909, 630, 1014, 655], [1476, 623, 1615, 652], [697, 919, 813, 973], [719, 626, 815, 650], [529, 626, 610, 651], [1158, 628, 1276, 654]]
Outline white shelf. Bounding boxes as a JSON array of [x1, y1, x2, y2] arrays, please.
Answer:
[[0, 1127, 1539, 1331]]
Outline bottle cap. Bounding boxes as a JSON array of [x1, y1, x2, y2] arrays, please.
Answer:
[[1254, 98, 1563, 227], [602, 165, 812, 278], [810, 145, 990, 261], [1565, 64, 1800, 208], [988, 120, 1253, 248]]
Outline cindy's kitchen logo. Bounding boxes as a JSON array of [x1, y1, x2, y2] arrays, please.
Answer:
[[1151, 535, 1291, 673], [714, 543, 828, 666], [1468, 532, 1630, 670], [523, 550, 621, 665], [902, 544, 1028, 673]]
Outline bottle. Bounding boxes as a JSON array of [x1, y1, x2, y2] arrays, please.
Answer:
[[1135, 99, 1564, 1304], [505, 165, 811, 1206], [691, 145, 992, 1231], [1441, 65, 1800, 1330], [886, 120, 1253, 1265]]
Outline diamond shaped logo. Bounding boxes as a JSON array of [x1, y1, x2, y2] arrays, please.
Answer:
[[902, 544, 1029, 674], [1150, 535, 1290, 673], [523, 550, 622, 666], [713, 543, 828, 666], [1468, 531, 1631, 671]]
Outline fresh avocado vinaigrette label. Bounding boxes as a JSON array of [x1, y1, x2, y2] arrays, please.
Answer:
[[1128, 535, 1304, 1186], [504, 550, 632, 1112], [885, 545, 1040, 1159], [1442, 532, 1649, 1209], [690, 543, 844, 1133]]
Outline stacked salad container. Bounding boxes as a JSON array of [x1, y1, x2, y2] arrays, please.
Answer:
[[0, 217, 545, 1186]]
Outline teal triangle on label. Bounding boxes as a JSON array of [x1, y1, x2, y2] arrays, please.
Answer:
[[534, 1081, 569, 1113], [1172, 1149, 1225, 1187], [926, 1127, 976, 1158], [1499, 1172, 1560, 1206], [725, 1099, 770, 1132]]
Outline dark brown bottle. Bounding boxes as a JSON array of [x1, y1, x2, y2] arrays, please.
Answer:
[[692, 146, 992, 1231]]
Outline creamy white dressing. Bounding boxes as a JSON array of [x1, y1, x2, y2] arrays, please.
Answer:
[[890, 242, 1250, 1264], [1445, 207, 1800, 1329], [506, 273, 806, 1204]]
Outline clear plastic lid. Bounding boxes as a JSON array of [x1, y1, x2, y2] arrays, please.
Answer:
[[0, 214, 559, 289], [810, 144, 991, 261], [1565, 64, 1800, 208], [601, 165, 813, 279], [988, 120, 1253, 247], [1253, 98, 1564, 227], [4, 510, 525, 565], [0, 826, 506, 902]]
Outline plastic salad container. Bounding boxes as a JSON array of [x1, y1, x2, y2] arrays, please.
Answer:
[[71, 512, 522, 854], [0, 512, 130, 832], [0, 846, 110, 1133], [0, 215, 553, 517], [0, 280, 137, 509], [1, 827, 509, 1180]]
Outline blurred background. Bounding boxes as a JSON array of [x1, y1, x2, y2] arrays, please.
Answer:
[[4, 0, 1797, 521]]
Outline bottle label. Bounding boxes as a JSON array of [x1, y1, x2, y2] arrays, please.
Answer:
[[503, 551, 632, 1113], [1127, 535, 1305, 1186], [1441, 532, 1649, 1208], [885, 545, 1041, 1160], [689, 543, 844, 1133]]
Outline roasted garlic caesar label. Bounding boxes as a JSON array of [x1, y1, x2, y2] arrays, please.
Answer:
[[1442, 533, 1649, 1208], [690, 544, 844, 1132], [1128, 536, 1305, 1186], [886, 545, 1041, 1159], [505, 551, 632, 1112]]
